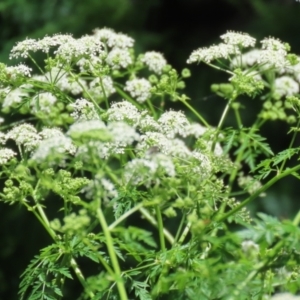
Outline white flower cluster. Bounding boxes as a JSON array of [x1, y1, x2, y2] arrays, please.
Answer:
[[273, 76, 299, 99], [73, 120, 139, 160], [93, 28, 134, 49], [0, 148, 17, 165], [54, 35, 103, 63], [124, 153, 175, 186], [140, 51, 167, 74], [6, 123, 41, 151], [10, 34, 74, 59], [70, 98, 100, 121], [0, 123, 76, 164], [107, 100, 221, 184], [187, 43, 238, 64], [89, 76, 116, 100], [107, 100, 141, 125], [260, 37, 288, 52], [82, 174, 118, 202], [231, 49, 261, 68], [105, 48, 132, 69], [2, 87, 28, 109], [188, 31, 290, 70], [93, 28, 133, 69], [31, 132, 76, 163], [5, 64, 32, 79], [238, 173, 265, 197], [31, 92, 57, 114], [268, 293, 300, 300], [220, 31, 256, 48], [10, 34, 103, 63], [67, 119, 106, 136], [158, 110, 190, 138], [124, 78, 152, 103]]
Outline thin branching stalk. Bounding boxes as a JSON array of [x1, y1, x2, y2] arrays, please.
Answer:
[[96, 206, 128, 300]]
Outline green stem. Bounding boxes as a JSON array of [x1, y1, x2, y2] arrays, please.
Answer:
[[28, 54, 45, 75], [155, 205, 166, 251], [211, 97, 234, 152], [173, 213, 186, 244], [27, 177, 94, 297], [227, 118, 265, 192], [179, 98, 210, 127], [115, 86, 143, 110], [279, 118, 300, 173], [233, 105, 243, 128], [292, 209, 300, 226], [69, 71, 104, 115], [146, 98, 157, 118], [108, 202, 144, 230], [177, 222, 191, 245], [99, 76, 109, 109], [25, 198, 94, 298], [140, 207, 175, 245], [96, 207, 128, 300], [206, 63, 234, 76], [216, 164, 300, 223]]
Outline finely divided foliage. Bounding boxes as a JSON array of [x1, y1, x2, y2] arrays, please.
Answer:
[[1, 28, 300, 300]]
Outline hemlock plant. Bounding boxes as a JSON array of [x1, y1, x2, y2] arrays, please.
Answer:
[[1, 28, 300, 300]]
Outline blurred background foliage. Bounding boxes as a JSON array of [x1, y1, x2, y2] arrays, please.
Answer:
[[1, 0, 300, 298]]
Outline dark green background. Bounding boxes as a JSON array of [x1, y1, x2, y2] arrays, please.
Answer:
[[1, 0, 300, 298]]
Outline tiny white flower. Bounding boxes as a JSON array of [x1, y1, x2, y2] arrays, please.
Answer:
[[67, 119, 106, 136], [189, 150, 212, 176], [241, 240, 260, 257], [141, 51, 167, 74], [76, 55, 103, 73], [70, 98, 100, 121], [0, 132, 6, 144], [31, 135, 76, 162], [10, 38, 39, 59], [93, 28, 116, 42], [107, 122, 140, 147], [187, 43, 239, 64], [5, 64, 32, 79], [54, 35, 104, 62], [124, 78, 152, 103], [93, 28, 134, 49], [107, 100, 141, 126], [152, 153, 176, 177], [258, 49, 289, 70], [89, 76, 116, 99], [220, 31, 256, 48], [0, 148, 17, 165], [106, 48, 132, 69], [186, 123, 207, 138], [138, 114, 161, 133], [260, 37, 288, 53], [274, 76, 299, 98], [31, 92, 57, 114], [82, 174, 118, 201], [136, 132, 173, 155], [230, 49, 262, 68], [269, 293, 300, 300], [124, 158, 157, 186], [2, 87, 28, 109], [10, 34, 74, 59], [39, 128, 64, 140], [6, 123, 41, 151], [287, 58, 300, 82], [57, 76, 87, 95], [158, 110, 190, 138]]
